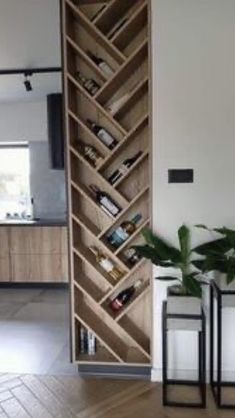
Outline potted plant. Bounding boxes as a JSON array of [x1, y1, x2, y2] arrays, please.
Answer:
[[193, 225, 235, 292], [134, 224, 205, 315]]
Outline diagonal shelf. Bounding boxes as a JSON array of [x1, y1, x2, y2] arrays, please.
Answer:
[[67, 72, 127, 137], [119, 316, 151, 359], [66, 35, 108, 82], [98, 185, 149, 238], [115, 282, 150, 322], [74, 284, 150, 360], [99, 258, 147, 305], [69, 143, 104, 171], [65, 0, 126, 64], [93, 0, 143, 39], [74, 274, 106, 304], [74, 294, 126, 362], [68, 109, 111, 156], [110, 1, 148, 45], [73, 245, 116, 287], [102, 279, 150, 321], [113, 149, 149, 189], [72, 212, 101, 237], [94, 38, 148, 105], [72, 211, 129, 273], [71, 180, 115, 220], [114, 218, 150, 255], [70, 144, 129, 208], [97, 113, 149, 171], [110, 77, 148, 119]]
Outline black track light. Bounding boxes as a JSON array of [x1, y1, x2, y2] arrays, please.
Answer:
[[23, 71, 33, 92]]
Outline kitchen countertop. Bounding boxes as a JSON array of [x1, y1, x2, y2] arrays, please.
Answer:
[[0, 218, 67, 227]]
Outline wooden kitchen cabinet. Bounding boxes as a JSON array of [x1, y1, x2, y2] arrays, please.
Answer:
[[0, 226, 68, 283], [0, 227, 10, 282], [11, 254, 68, 283], [10, 227, 66, 254]]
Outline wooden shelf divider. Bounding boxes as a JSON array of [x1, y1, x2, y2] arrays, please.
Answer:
[[62, 0, 152, 368], [67, 72, 128, 136], [65, 0, 126, 64]]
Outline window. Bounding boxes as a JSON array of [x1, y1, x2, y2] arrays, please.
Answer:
[[0, 143, 30, 219]]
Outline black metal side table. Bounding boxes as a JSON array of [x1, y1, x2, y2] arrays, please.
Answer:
[[210, 279, 235, 408], [162, 300, 206, 408]]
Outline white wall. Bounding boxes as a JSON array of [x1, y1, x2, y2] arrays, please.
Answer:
[[0, 0, 61, 69], [152, 0, 235, 380], [0, 101, 47, 142]]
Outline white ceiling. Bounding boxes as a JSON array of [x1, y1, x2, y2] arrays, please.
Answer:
[[0, 0, 61, 102]]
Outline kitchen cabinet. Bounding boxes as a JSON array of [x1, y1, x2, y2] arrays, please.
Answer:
[[0, 227, 10, 282], [0, 226, 68, 283]]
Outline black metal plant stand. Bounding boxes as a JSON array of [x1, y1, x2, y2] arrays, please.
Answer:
[[162, 300, 206, 408], [210, 279, 235, 409]]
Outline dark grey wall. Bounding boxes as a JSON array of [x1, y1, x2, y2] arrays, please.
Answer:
[[29, 142, 66, 219]]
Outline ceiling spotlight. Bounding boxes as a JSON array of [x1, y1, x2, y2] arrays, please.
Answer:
[[23, 71, 33, 92]]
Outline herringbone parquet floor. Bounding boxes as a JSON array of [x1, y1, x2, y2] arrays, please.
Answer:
[[0, 374, 234, 418]]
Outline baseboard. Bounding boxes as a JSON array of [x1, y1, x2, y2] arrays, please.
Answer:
[[78, 365, 151, 380], [0, 282, 69, 289], [151, 368, 235, 383]]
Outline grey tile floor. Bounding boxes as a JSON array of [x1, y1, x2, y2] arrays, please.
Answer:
[[0, 287, 78, 375]]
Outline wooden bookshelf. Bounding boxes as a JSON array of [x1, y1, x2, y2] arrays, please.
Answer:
[[62, 0, 152, 368]]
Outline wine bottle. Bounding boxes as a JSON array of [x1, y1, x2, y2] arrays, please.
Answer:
[[77, 140, 102, 167], [107, 16, 128, 39], [90, 246, 124, 281], [87, 119, 118, 150], [106, 92, 130, 115], [123, 248, 141, 266], [89, 184, 121, 217], [110, 279, 143, 312], [87, 51, 114, 77], [108, 214, 142, 248], [79, 326, 88, 354], [75, 71, 100, 96], [87, 330, 97, 355], [108, 151, 143, 185]]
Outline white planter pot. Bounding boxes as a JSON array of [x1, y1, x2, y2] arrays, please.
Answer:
[[214, 275, 235, 308], [166, 290, 202, 331]]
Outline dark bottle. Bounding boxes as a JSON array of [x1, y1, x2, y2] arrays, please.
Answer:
[[108, 151, 143, 185], [77, 140, 102, 167], [107, 17, 128, 40], [75, 71, 100, 96], [110, 279, 143, 312], [79, 326, 88, 354], [87, 119, 118, 150], [87, 51, 114, 77], [123, 248, 141, 266], [108, 214, 142, 248], [89, 184, 122, 217]]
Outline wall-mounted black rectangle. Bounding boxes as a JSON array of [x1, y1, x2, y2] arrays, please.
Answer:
[[168, 169, 194, 183]]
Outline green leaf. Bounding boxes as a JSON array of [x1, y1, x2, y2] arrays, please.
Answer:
[[193, 238, 230, 256], [156, 276, 179, 281], [192, 259, 206, 271], [133, 245, 173, 267], [141, 229, 181, 263], [195, 224, 209, 230], [214, 228, 235, 249], [185, 275, 202, 298], [178, 225, 190, 265], [226, 257, 235, 284]]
